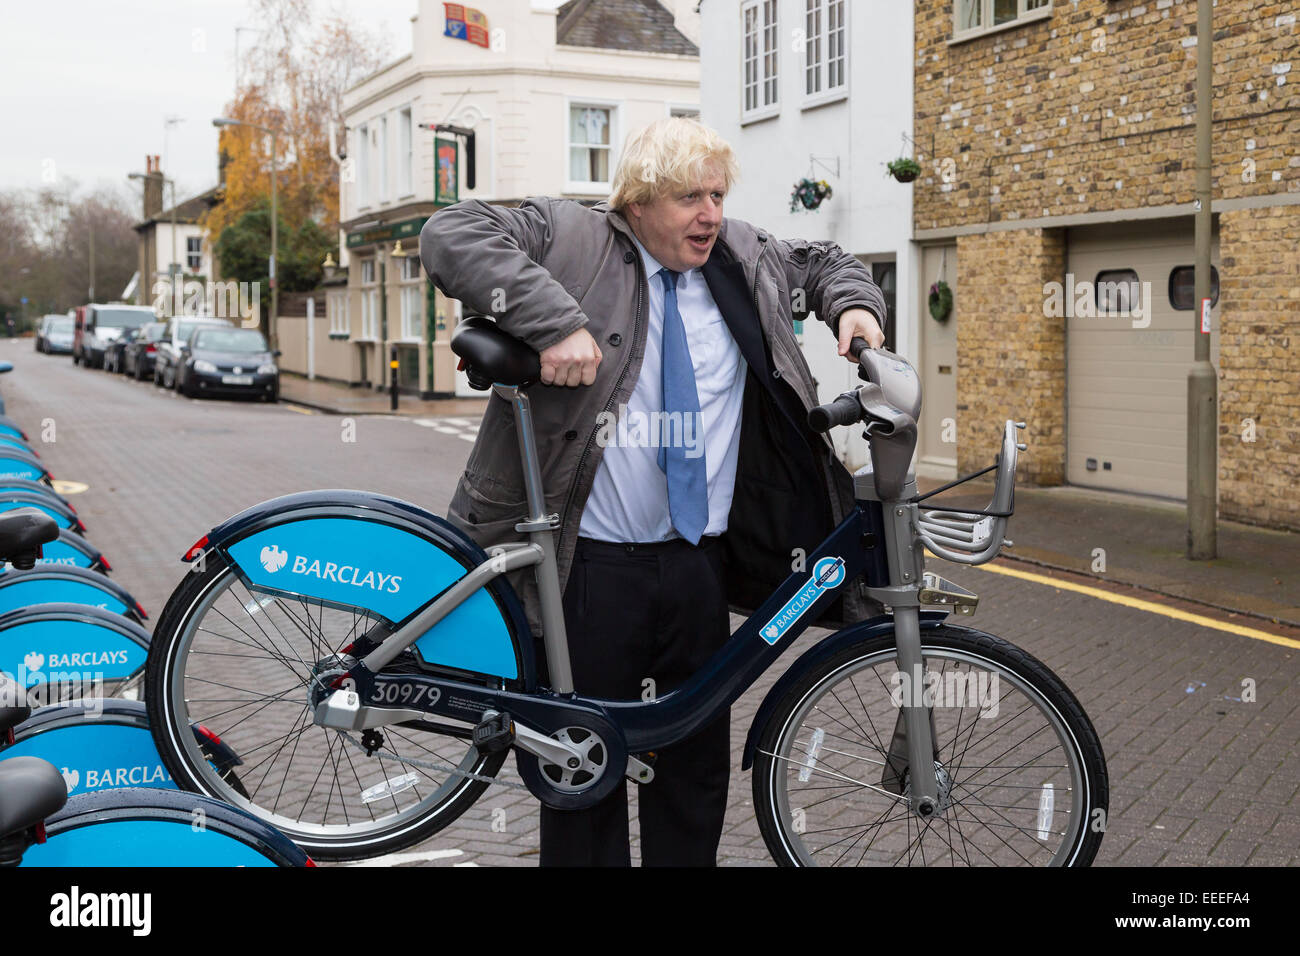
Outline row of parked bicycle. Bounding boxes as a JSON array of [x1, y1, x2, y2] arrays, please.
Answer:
[[0, 362, 310, 866], [35, 306, 281, 402]]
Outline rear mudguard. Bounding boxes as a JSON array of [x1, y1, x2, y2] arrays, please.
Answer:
[[24, 788, 311, 867], [0, 479, 73, 509], [740, 610, 951, 771], [0, 566, 145, 621], [0, 491, 83, 533], [0, 417, 28, 443], [0, 436, 34, 455], [0, 529, 106, 574], [1, 699, 239, 795], [0, 447, 51, 485], [190, 489, 535, 687], [0, 603, 150, 688]]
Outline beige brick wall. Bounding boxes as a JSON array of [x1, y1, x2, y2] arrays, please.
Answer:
[[914, 0, 1299, 231], [1218, 204, 1300, 530], [955, 228, 1066, 485]]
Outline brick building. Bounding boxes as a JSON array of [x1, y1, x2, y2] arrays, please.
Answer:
[[911, 0, 1298, 530]]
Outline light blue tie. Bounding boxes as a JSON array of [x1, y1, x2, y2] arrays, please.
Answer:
[[657, 268, 708, 544]]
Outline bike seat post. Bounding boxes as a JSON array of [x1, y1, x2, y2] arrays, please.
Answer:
[[496, 385, 575, 694]]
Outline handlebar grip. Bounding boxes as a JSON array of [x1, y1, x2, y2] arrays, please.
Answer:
[[848, 336, 872, 360], [808, 391, 862, 433]]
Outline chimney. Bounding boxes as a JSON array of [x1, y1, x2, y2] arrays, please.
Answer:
[[143, 155, 164, 220]]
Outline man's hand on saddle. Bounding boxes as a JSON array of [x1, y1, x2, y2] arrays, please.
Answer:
[[539, 327, 603, 387], [836, 308, 885, 357]]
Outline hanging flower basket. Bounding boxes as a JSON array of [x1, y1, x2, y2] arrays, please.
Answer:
[[789, 178, 833, 213], [929, 280, 953, 322], [887, 158, 922, 183]]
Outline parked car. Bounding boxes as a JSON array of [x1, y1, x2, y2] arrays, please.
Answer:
[[121, 322, 167, 381], [35, 314, 74, 354], [153, 316, 232, 389], [174, 326, 279, 402], [75, 304, 157, 369]]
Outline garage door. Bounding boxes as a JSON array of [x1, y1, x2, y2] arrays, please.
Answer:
[[1066, 219, 1220, 499]]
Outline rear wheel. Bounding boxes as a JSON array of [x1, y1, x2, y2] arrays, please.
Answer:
[[753, 625, 1108, 866], [145, 557, 503, 861]]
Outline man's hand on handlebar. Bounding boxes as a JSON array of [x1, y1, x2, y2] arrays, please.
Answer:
[[836, 308, 885, 356], [539, 327, 602, 387]]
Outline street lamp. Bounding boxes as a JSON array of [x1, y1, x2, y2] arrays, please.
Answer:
[[214, 116, 281, 351]]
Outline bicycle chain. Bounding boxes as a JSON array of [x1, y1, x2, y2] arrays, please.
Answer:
[[337, 729, 531, 791]]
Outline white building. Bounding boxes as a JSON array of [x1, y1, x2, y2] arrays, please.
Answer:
[[132, 156, 219, 313], [699, 1, 927, 473], [320, 0, 701, 397]]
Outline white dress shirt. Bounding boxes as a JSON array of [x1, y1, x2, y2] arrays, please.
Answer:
[[578, 235, 749, 543]]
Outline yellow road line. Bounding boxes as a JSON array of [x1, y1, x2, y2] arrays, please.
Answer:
[[967, 559, 1300, 650], [281, 404, 316, 416]]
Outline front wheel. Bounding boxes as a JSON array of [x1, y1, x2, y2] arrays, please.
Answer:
[[144, 556, 505, 861], [752, 625, 1108, 866]]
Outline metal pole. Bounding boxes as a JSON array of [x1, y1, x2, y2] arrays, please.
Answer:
[[88, 220, 95, 303], [1187, 0, 1217, 559], [269, 129, 279, 354], [390, 344, 399, 410], [171, 179, 179, 315], [379, 250, 388, 392]]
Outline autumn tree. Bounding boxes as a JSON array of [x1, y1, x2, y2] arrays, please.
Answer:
[[207, 0, 385, 288]]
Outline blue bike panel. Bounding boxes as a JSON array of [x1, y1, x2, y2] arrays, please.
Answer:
[[3, 534, 97, 571], [20, 820, 278, 867], [0, 425, 24, 441], [0, 456, 45, 482], [1, 723, 174, 794], [0, 620, 146, 685], [0, 499, 76, 529], [227, 517, 517, 679], [0, 578, 128, 616], [0, 436, 32, 453]]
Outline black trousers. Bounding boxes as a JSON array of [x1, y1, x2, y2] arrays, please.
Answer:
[[537, 534, 733, 867]]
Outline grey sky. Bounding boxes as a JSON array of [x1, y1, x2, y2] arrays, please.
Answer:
[[0, 0, 421, 206]]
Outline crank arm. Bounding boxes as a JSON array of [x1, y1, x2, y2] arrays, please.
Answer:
[[491, 711, 587, 770]]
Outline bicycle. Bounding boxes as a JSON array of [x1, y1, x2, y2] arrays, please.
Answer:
[[143, 320, 1108, 865]]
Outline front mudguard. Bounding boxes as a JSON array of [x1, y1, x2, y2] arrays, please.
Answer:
[[187, 489, 536, 688], [740, 610, 950, 771]]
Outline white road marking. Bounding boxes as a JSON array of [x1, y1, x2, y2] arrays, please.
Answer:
[[345, 848, 465, 867]]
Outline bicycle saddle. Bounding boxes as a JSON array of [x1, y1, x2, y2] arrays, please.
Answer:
[[0, 508, 58, 569], [451, 315, 541, 390], [0, 757, 67, 839]]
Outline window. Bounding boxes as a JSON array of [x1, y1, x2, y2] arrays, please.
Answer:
[[378, 115, 389, 202], [398, 255, 424, 341], [357, 124, 370, 207], [953, 0, 1050, 41], [1094, 269, 1141, 316], [327, 289, 350, 337], [567, 103, 615, 189], [742, 0, 779, 119], [399, 107, 413, 197], [1168, 266, 1220, 310], [359, 258, 378, 340], [186, 236, 202, 272], [804, 0, 846, 103]]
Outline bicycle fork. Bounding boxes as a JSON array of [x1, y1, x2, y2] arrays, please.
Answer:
[[870, 497, 942, 817]]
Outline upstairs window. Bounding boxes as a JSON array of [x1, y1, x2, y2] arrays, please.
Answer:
[[954, 0, 1050, 42], [742, 0, 779, 120], [804, 0, 847, 104]]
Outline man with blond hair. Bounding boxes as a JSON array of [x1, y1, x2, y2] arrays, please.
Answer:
[[421, 117, 886, 866]]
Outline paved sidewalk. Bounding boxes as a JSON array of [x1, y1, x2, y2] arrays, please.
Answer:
[[278, 373, 488, 417], [915, 475, 1300, 628]]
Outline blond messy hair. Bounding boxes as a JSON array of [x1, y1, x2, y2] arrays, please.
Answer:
[[608, 117, 741, 211]]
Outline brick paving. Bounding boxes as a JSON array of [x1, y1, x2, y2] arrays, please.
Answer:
[[5, 338, 1298, 866]]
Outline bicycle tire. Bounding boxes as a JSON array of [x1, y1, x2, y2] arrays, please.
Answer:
[[752, 624, 1108, 866], [145, 555, 505, 861]]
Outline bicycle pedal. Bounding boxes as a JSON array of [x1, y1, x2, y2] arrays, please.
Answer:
[[472, 711, 515, 754]]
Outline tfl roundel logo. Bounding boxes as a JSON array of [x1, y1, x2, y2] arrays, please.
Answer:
[[812, 556, 845, 589], [260, 545, 289, 573]]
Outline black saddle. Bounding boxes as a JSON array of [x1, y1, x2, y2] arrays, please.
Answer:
[[0, 757, 67, 841], [450, 315, 541, 390], [0, 508, 58, 569]]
